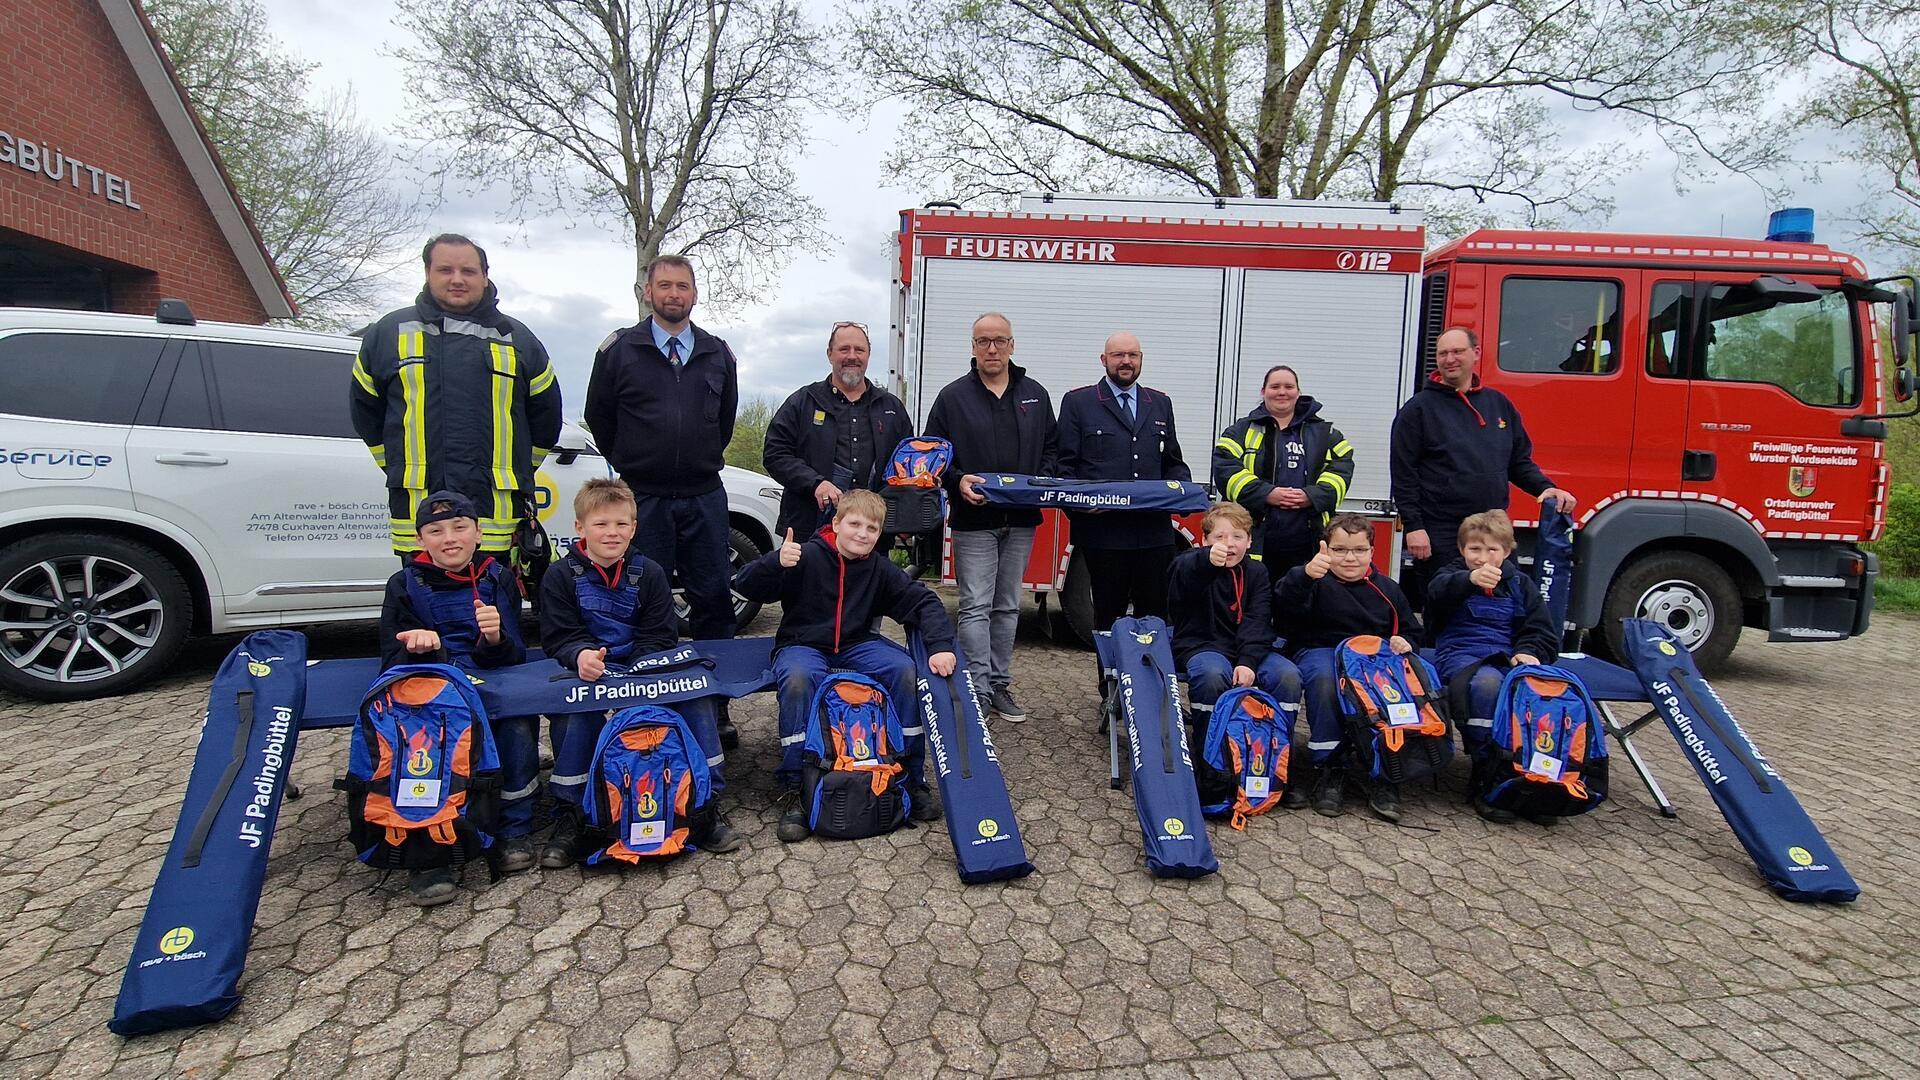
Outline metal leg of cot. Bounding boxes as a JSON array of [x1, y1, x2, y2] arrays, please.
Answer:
[[1600, 701, 1678, 819], [1104, 666, 1124, 790]]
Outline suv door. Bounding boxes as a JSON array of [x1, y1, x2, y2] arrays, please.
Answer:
[[126, 339, 391, 622]]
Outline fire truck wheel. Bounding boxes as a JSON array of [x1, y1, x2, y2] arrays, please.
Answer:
[[1063, 551, 1096, 646], [1600, 551, 1742, 674]]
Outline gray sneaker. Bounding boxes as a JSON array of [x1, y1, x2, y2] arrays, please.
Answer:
[[989, 686, 1027, 723]]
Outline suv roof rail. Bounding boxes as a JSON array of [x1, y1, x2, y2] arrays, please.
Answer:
[[155, 299, 196, 326]]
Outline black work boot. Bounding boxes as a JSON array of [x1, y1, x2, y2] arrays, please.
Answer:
[[908, 781, 943, 823], [540, 811, 582, 869], [1367, 780, 1403, 824], [1312, 769, 1346, 818], [1282, 767, 1312, 810], [716, 703, 740, 751]]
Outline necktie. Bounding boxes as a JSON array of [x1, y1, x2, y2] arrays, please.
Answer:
[[666, 337, 683, 367], [1121, 390, 1135, 422]]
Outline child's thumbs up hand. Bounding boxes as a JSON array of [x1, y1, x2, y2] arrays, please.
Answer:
[[578, 647, 608, 682], [779, 528, 802, 567], [1304, 540, 1333, 580], [473, 598, 502, 643]]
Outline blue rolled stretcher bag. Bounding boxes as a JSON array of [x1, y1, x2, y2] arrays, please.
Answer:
[[110, 630, 308, 1036], [976, 473, 1211, 513], [910, 634, 1034, 883], [1620, 619, 1859, 903], [1535, 500, 1576, 647], [1110, 617, 1217, 878]]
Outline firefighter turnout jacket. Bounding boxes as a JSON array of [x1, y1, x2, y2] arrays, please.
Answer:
[[350, 285, 562, 553], [1213, 398, 1355, 558]]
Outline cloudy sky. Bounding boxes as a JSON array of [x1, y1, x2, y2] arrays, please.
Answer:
[[258, 0, 1874, 417]]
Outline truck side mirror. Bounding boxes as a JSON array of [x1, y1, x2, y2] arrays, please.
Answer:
[[1898, 368, 1916, 404], [1894, 287, 1912, 370]]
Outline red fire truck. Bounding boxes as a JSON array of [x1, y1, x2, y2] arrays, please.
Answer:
[[889, 195, 1917, 669]]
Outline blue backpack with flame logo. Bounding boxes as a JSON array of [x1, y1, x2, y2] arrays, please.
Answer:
[[1200, 686, 1291, 829], [802, 672, 911, 838], [583, 704, 715, 862], [882, 436, 954, 535], [341, 664, 502, 870], [1335, 636, 1453, 786], [1481, 664, 1609, 817]]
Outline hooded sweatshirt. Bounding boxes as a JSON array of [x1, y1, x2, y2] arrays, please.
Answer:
[[733, 526, 956, 654], [1388, 373, 1553, 532]]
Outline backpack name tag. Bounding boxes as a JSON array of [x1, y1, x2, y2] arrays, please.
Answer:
[[396, 778, 442, 808], [1387, 702, 1420, 727], [1244, 775, 1271, 799], [1526, 752, 1565, 781], [629, 820, 665, 847]]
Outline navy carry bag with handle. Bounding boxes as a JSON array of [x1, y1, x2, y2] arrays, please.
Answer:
[[1535, 500, 1577, 648], [1110, 617, 1217, 878], [1620, 619, 1858, 902], [910, 634, 1035, 883], [111, 630, 308, 1036], [975, 473, 1212, 513]]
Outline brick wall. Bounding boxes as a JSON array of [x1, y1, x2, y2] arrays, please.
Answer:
[[0, 0, 274, 323]]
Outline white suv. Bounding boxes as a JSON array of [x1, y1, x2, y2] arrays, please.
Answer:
[[0, 304, 783, 701]]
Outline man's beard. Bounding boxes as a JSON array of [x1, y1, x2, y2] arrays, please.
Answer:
[[835, 366, 866, 389], [1107, 367, 1139, 388]]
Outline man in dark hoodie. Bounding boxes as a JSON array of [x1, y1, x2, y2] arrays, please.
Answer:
[[351, 234, 563, 559], [584, 254, 742, 641], [1390, 326, 1574, 608], [733, 490, 957, 841], [1213, 364, 1356, 579], [762, 322, 912, 541], [923, 312, 1057, 723]]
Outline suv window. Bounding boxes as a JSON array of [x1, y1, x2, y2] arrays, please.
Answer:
[[1702, 284, 1858, 406], [1497, 277, 1622, 375], [203, 342, 358, 438], [0, 332, 164, 423], [158, 352, 214, 429]]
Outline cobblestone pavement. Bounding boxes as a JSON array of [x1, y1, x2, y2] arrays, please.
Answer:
[[3, 604, 1919, 1079]]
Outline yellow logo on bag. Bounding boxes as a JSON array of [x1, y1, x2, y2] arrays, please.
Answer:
[[977, 819, 999, 839], [1134, 632, 1156, 645], [638, 791, 659, 818], [1788, 846, 1814, 867], [159, 926, 195, 955], [1657, 640, 1678, 656], [248, 661, 272, 677], [1163, 818, 1185, 837]]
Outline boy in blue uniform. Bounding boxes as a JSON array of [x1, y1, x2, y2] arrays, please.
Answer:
[[538, 478, 739, 865], [1424, 510, 1560, 823], [733, 489, 958, 842], [1166, 502, 1304, 802], [380, 490, 535, 903], [1274, 513, 1423, 822]]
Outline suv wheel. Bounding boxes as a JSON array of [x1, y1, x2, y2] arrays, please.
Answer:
[[671, 525, 766, 635], [1600, 550, 1742, 674], [0, 533, 192, 701]]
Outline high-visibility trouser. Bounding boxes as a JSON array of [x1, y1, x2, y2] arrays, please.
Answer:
[[388, 487, 527, 554]]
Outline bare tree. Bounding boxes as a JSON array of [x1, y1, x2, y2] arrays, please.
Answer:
[[846, 0, 1786, 227], [145, 0, 422, 323], [395, 0, 830, 315]]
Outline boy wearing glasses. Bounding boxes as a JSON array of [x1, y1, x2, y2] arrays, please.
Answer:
[[1274, 513, 1422, 820], [924, 312, 1058, 723], [762, 321, 912, 543]]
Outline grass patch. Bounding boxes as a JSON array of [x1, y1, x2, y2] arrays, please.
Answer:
[[1875, 576, 1920, 612]]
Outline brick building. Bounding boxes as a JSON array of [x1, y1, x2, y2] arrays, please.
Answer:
[[0, 0, 294, 321]]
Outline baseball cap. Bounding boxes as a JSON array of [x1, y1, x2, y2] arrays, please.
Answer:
[[415, 490, 479, 531]]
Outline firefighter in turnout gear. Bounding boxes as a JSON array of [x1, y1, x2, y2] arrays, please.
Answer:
[[350, 234, 564, 557], [1213, 364, 1357, 579]]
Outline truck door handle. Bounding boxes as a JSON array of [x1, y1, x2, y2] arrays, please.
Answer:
[[154, 452, 229, 467], [1682, 449, 1716, 481]]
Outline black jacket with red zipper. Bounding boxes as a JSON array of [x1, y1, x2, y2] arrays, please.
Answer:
[[1166, 546, 1275, 669], [1273, 566, 1423, 655], [732, 526, 955, 655], [1388, 373, 1554, 532], [380, 554, 526, 671]]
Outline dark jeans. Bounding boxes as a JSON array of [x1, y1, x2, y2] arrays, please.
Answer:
[[629, 486, 736, 639], [1085, 544, 1178, 629], [772, 639, 923, 788], [1402, 519, 1461, 612]]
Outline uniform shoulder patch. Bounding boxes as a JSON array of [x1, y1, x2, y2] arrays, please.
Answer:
[[597, 330, 621, 354]]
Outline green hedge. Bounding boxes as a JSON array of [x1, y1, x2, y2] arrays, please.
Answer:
[[1877, 483, 1920, 577]]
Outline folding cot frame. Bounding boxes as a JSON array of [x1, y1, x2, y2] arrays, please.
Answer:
[[1094, 633, 1679, 816]]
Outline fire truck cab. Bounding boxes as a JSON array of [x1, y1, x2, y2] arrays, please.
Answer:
[[1426, 225, 1918, 668]]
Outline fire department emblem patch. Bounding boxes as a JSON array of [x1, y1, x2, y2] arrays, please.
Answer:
[[1788, 466, 1817, 497]]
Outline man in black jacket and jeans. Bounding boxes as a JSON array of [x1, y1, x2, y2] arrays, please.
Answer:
[[762, 322, 912, 541], [924, 312, 1057, 723], [584, 255, 741, 641]]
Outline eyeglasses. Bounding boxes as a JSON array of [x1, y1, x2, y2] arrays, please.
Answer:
[[832, 321, 868, 333], [1328, 546, 1372, 557], [973, 336, 1012, 348]]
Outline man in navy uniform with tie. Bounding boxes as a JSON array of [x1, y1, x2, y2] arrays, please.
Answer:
[[1056, 331, 1191, 628], [584, 254, 743, 742]]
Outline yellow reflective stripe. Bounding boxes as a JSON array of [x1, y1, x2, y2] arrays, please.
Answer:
[[351, 355, 377, 394], [1215, 436, 1245, 457], [489, 343, 518, 490], [1330, 439, 1354, 458], [390, 518, 421, 552], [368, 443, 387, 468], [396, 330, 426, 360], [531, 446, 550, 468], [1245, 428, 1265, 450], [528, 363, 557, 395], [1224, 470, 1259, 501], [399, 359, 428, 490], [1247, 552, 1263, 561], [1316, 469, 1349, 505]]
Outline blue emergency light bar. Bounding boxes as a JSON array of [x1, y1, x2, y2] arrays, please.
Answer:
[[1767, 207, 1816, 243]]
